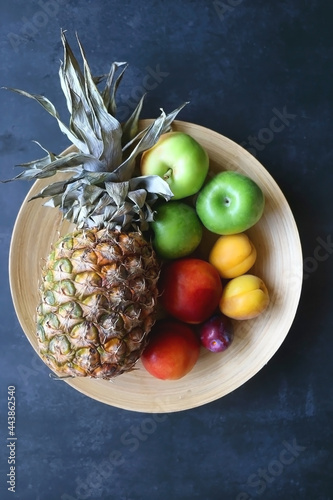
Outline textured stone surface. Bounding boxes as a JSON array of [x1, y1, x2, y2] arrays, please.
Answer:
[[0, 1, 332, 499]]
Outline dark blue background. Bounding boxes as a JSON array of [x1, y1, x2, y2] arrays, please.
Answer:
[[1, 1, 332, 499]]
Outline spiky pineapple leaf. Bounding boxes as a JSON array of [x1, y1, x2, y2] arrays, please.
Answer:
[[101, 61, 128, 116], [67, 89, 104, 158], [105, 181, 131, 207], [129, 175, 173, 198], [3, 87, 87, 153], [59, 30, 86, 116], [128, 188, 147, 208], [75, 34, 123, 170], [121, 93, 146, 147], [29, 177, 78, 200], [2, 30, 189, 231]]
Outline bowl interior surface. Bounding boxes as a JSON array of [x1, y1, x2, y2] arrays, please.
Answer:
[[9, 120, 303, 412]]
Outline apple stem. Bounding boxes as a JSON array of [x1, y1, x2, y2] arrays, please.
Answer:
[[163, 168, 173, 180]]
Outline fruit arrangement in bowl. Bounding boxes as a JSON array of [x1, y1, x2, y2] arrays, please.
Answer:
[[5, 32, 302, 412], [139, 138, 269, 380]]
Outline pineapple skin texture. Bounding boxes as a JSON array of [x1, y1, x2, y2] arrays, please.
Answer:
[[36, 228, 159, 379]]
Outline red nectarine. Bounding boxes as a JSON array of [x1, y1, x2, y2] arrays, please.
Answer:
[[159, 258, 223, 324], [141, 319, 200, 380]]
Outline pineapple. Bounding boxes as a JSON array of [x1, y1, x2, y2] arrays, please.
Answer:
[[5, 31, 187, 379], [36, 228, 159, 378]]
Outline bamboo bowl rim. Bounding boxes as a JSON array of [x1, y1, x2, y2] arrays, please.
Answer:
[[9, 120, 303, 412]]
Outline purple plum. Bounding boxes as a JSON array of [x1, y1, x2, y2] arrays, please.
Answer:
[[199, 314, 234, 353]]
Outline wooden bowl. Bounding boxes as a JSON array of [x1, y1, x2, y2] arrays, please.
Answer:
[[9, 120, 303, 413]]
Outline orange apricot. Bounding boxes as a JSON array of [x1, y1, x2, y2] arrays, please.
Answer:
[[219, 274, 269, 320], [209, 233, 257, 279]]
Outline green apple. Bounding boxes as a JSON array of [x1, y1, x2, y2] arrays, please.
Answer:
[[196, 171, 265, 235], [140, 131, 209, 199], [151, 201, 203, 259]]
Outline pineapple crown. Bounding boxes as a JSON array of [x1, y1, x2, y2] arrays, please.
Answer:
[[3, 30, 188, 231]]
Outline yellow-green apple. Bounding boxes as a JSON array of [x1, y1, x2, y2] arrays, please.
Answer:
[[196, 171, 265, 235], [151, 201, 203, 259], [140, 131, 209, 199]]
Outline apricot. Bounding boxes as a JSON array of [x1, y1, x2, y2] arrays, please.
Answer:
[[219, 274, 269, 320], [209, 233, 257, 279]]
